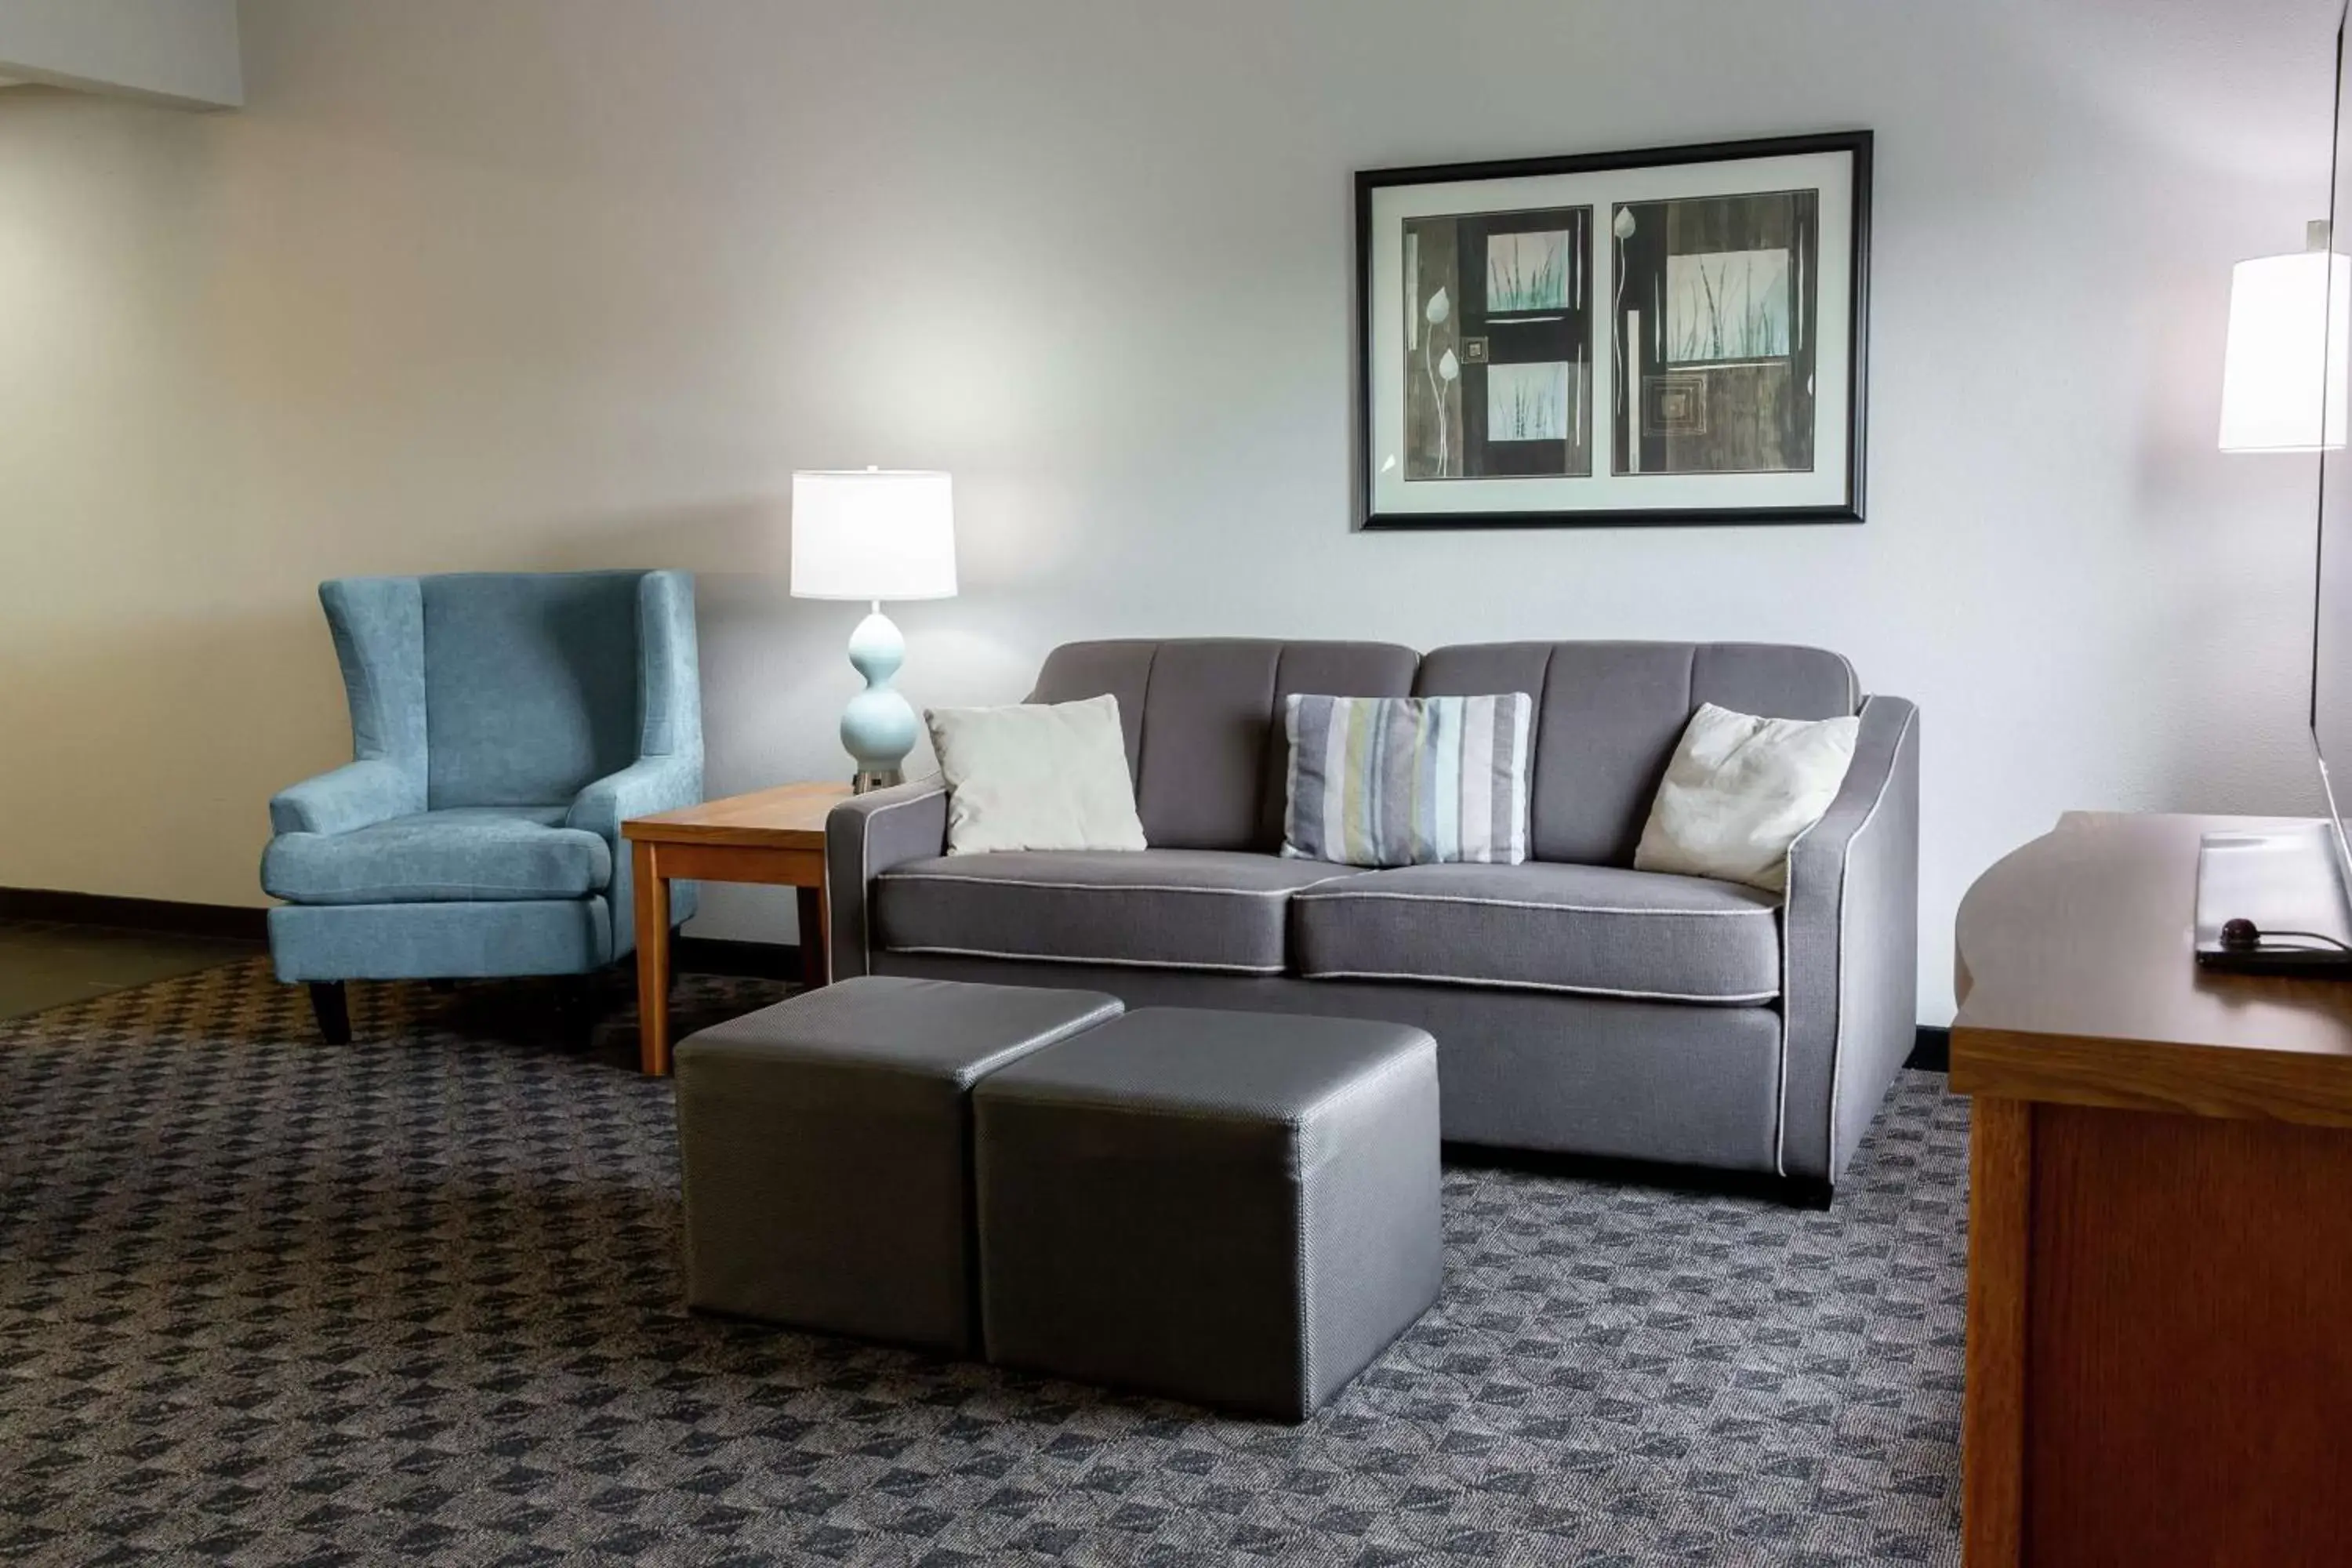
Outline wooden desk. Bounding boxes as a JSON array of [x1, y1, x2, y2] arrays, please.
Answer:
[[622, 782, 849, 1076], [1951, 811, 2352, 1566]]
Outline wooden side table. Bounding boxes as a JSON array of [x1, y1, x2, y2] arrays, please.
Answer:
[[622, 781, 850, 1076]]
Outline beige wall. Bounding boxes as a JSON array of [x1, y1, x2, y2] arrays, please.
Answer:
[[0, 0, 2338, 1020]]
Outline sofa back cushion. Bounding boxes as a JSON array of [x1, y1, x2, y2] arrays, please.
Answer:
[[1414, 641, 1857, 866], [423, 572, 644, 808], [1029, 640, 1419, 850]]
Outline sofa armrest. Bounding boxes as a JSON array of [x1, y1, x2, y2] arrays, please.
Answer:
[[825, 777, 950, 981], [268, 759, 419, 837], [1779, 695, 1921, 1187], [568, 753, 705, 958]]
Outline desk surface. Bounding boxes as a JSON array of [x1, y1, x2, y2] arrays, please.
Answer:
[[1950, 811, 2352, 1126]]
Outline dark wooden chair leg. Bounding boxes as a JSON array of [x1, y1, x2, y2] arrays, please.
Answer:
[[309, 982, 352, 1045], [551, 975, 601, 1046]]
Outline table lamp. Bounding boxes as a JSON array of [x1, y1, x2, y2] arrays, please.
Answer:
[[790, 468, 957, 792]]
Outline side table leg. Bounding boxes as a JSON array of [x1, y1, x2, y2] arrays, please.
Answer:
[[796, 883, 829, 991], [635, 841, 673, 1074]]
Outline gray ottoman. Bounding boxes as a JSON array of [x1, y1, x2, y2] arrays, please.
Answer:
[[973, 1007, 1441, 1420], [674, 975, 1122, 1354]]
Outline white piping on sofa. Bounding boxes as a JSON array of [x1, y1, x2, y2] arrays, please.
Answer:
[[883, 942, 1287, 975], [1291, 889, 1772, 919], [1297, 965, 1778, 1006]]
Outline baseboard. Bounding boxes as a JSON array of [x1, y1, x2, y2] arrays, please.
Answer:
[[673, 936, 804, 979], [1907, 1025, 1950, 1073], [0, 887, 267, 941], [0, 891, 807, 978]]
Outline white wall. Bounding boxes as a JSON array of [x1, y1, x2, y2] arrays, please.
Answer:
[[0, 0, 2337, 1020], [0, 0, 241, 108]]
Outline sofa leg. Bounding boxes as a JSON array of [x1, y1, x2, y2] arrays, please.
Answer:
[[1784, 1177, 1835, 1211], [308, 982, 352, 1045]]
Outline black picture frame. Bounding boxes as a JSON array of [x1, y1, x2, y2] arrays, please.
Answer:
[[1353, 130, 1872, 531]]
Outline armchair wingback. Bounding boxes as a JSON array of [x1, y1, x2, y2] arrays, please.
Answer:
[[263, 570, 704, 1040]]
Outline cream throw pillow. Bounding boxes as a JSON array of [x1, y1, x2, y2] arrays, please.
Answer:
[[924, 695, 1149, 855], [1634, 702, 1860, 893]]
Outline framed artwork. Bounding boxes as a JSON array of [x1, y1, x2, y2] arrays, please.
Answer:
[[1355, 131, 1871, 529]]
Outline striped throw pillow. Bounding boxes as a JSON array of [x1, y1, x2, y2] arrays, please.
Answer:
[[1282, 693, 1534, 867]]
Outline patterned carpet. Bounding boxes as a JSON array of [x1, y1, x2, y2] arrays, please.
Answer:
[[0, 959, 1966, 1566]]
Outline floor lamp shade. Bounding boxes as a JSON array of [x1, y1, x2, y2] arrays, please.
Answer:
[[790, 470, 958, 601], [2220, 245, 2350, 453], [789, 470, 957, 792]]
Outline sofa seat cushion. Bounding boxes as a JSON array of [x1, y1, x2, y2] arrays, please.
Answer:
[[263, 806, 613, 905], [874, 851, 1364, 974], [1290, 861, 1780, 1004]]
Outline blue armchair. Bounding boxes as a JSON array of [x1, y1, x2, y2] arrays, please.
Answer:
[[263, 570, 704, 1041]]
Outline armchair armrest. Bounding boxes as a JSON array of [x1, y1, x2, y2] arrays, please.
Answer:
[[268, 759, 419, 837], [825, 776, 949, 980], [1779, 695, 1921, 1188], [569, 753, 705, 959]]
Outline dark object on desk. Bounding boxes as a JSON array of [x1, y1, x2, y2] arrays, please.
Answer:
[[2193, 822, 2352, 975]]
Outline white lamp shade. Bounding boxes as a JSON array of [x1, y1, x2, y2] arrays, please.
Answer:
[[790, 470, 958, 601], [2220, 249, 2351, 452]]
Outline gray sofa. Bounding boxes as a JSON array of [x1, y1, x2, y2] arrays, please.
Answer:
[[827, 639, 1919, 1198]]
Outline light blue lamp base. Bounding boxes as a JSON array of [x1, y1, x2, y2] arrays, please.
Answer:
[[840, 601, 918, 793]]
